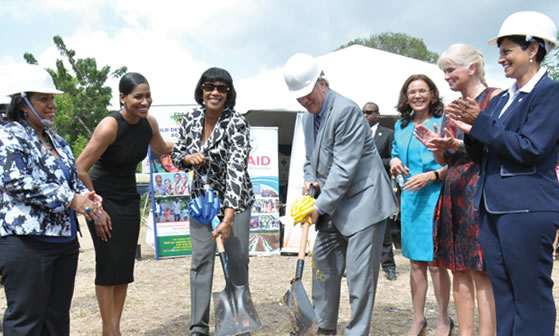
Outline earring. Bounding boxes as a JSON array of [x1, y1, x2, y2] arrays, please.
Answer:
[[23, 112, 28, 119], [530, 58, 534, 63]]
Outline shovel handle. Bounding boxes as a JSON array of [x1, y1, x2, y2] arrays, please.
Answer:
[[216, 235, 226, 253], [298, 220, 311, 260]]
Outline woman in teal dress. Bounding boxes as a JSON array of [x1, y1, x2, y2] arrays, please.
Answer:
[[390, 74, 451, 336]]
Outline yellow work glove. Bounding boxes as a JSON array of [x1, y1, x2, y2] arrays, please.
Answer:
[[290, 195, 315, 225]]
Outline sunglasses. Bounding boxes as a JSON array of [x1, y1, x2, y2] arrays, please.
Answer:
[[202, 82, 229, 94], [363, 110, 378, 115]]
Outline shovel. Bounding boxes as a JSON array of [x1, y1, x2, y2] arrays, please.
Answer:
[[282, 219, 318, 335], [213, 235, 261, 336]]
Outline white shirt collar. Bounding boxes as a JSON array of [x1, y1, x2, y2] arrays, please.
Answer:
[[507, 67, 546, 96], [371, 123, 379, 136], [499, 68, 546, 119]]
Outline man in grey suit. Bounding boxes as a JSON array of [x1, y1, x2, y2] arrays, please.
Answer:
[[362, 102, 398, 281], [283, 53, 398, 335]]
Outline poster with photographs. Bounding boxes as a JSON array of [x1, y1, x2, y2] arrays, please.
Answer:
[[145, 106, 281, 257], [151, 169, 194, 258], [247, 127, 281, 255], [144, 106, 197, 259]]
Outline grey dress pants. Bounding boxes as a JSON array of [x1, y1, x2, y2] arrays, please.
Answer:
[[312, 220, 386, 336], [188, 208, 251, 336]]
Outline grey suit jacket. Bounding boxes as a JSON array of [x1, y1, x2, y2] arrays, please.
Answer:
[[303, 90, 398, 236]]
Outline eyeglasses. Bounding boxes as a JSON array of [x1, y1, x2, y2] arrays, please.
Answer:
[[406, 89, 430, 97], [202, 82, 229, 94], [363, 110, 378, 115]]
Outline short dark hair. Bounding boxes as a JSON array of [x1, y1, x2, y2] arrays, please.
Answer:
[[7, 93, 33, 121], [119, 73, 149, 107], [363, 102, 379, 113], [194, 67, 237, 109], [497, 35, 547, 63], [396, 74, 443, 128]]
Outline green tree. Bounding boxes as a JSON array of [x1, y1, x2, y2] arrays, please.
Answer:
[[24, 35, 127, 156], [338, 32, 439, 63], [543, 33, 559, 81]]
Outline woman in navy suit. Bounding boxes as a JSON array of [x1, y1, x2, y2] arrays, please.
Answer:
[[446, 11, 559, 336]]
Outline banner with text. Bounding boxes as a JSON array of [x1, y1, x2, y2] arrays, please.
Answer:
[[247, 127, 281, 255], [145, 106, 280, 258]]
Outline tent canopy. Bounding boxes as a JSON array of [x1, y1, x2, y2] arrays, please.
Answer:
[[235, 45, 462, 115]]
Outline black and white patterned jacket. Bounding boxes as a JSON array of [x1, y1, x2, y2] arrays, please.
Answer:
[[0, 121, 88, 237], [171, 107, 254, 214]]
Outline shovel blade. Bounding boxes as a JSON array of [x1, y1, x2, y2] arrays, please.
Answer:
[[283, 279, 318, 335], [213, 283, 261, 336]]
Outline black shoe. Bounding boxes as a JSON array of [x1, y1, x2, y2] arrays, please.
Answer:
[[385, 269, 397, 281], [317, 327, 337, 335], [448, 317, 454, 336], [418, 319, 427, 336], [190, 332, 207, 336]]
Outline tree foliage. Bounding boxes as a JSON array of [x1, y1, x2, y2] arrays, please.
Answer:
[[24, 35, 127, 156], [543, 33, 559, 81], [338, 32, 439, 63]]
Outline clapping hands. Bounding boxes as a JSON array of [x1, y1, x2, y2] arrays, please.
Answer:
[[444, 97, 481, 134], [414, 124, 459, 153]]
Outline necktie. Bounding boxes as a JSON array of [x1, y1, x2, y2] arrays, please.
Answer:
[[314, 114, 321, 138]]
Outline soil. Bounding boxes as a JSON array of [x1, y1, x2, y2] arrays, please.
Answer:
[[1, 218, 558, 336]]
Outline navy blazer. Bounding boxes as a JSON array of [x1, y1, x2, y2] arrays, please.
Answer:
[[465, 72, 559, 214]]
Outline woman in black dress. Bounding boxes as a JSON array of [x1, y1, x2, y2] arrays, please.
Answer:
[[77, 72, 172, 336]]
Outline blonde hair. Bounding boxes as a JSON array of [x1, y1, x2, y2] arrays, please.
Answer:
[[438, 43, 488, 86]]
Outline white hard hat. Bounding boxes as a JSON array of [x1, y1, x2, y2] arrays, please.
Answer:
[[6, 64, 63, 97], [488, 11, 558, 52], [283, 53, 322, 99]]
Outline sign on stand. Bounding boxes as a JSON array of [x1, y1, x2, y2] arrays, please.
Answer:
[[145, 106, 281, 258]]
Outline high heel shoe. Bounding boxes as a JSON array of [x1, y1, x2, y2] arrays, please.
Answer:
[[448, 317, 454, 336], [417, 319, 428, 336]]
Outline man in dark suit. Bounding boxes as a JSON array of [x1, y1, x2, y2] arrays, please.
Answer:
[[284, 53, 398, 335], [362, 102, 398, 281]]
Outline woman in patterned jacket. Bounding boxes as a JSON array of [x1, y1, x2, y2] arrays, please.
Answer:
[[0, 64, 102, 335], [171, 67, 254, 336]]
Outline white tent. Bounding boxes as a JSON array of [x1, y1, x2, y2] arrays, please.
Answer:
[[236, 44, 462, 116], [237, 45, 470, 253]]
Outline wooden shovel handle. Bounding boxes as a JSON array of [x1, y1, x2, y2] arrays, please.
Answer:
[[298, 219, 311, 260], [216, 235, 226, 253]]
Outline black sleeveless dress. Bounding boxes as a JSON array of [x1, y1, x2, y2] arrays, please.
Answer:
[[87, 111, 152, 285]]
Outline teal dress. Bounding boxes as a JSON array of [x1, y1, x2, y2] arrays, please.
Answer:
[[392, 117, 443, 262]]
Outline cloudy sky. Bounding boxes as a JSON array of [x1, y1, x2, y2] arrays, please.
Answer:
[[1, 0, 558, 108]]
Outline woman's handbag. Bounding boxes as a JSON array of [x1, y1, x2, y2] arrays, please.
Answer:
[[308, 185, 338, 233]]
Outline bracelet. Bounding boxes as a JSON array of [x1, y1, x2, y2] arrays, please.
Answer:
[[223, 220, 233, 227], [433, 170, 440, 181]]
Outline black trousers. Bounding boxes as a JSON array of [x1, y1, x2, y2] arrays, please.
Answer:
[[381, 217, 396, 272], [0, 236, 79, 336]]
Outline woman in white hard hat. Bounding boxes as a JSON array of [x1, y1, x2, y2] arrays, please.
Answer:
[[0, 64, 102, 335], [171, 68, 254, 336], [76, 72, 172, 336], [415, 44, 501, 336], [446, 11, 559, 336]]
